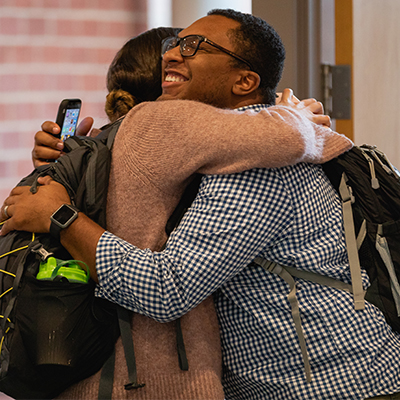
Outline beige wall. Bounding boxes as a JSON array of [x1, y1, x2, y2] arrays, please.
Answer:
[[252, 0, 299, 95], [353, 0, 400, 166], [252, 0, 331, 101]]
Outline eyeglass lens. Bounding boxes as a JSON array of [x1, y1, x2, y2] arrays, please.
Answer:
[[162, 36, 200, 57], [162, 37, 176, 55], [180, 36, 199, 56]]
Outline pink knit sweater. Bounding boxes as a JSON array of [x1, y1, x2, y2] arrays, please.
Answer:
[[57, 100, 352, 399]]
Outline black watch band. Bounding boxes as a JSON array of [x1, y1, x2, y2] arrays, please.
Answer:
[[50, 204, 80, 240]]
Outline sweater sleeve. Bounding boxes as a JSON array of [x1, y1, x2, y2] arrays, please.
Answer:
[[118, 99, 352, 176]]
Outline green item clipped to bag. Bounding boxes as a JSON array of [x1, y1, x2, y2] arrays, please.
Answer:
[[36, 257, 89, 284]]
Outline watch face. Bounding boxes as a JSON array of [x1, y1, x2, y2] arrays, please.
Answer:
[[53, 205, 77, 225]]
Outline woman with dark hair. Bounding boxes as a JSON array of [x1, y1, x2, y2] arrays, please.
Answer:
[[54, 27, 226, 400], [105, 27, 181, 122]]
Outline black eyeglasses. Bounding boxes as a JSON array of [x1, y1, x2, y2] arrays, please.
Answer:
[[161, 34, 254, 71]]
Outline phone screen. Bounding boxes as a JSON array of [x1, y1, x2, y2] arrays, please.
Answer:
[[60, 108, 80, 141]]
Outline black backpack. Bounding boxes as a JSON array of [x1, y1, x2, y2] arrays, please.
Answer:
[[254, 144, 400, 382], [0, 120, 128, 399], [0, 117, 198, 399], [321, 144, 400, 330]]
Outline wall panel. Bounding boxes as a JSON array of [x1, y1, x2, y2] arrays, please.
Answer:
[[353, 0, 400, 166]]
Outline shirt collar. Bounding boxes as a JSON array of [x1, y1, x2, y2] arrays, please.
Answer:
[[236, 104, 269, 112]]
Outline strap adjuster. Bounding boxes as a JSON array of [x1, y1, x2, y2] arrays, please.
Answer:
[[124, 382, 145, 390]]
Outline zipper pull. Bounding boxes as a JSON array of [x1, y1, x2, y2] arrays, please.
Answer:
[[30, 166, 54, 194], [360, 149, 379, 189], [374, 148, 400, 177]]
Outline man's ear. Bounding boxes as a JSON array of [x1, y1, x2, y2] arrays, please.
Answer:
[[232, 71, 261, 96]]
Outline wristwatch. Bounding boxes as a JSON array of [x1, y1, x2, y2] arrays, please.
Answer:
[[50, 204, 80, 240]]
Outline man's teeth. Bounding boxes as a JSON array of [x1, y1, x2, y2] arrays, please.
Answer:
[[165, 75, 185, 82]]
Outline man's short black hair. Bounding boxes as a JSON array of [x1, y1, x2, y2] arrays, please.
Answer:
[[207, 9, 285, 105]]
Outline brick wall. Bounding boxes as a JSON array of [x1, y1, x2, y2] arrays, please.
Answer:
[[0, 0, 147, 203]]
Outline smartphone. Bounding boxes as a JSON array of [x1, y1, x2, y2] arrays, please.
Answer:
[[56, 99, 82, 141]]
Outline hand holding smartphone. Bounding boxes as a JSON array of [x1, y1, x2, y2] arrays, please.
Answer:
[[56, 99, 82, 141]]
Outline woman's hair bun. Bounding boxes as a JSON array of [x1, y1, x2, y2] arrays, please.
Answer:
[[105, 89, 137, 122]]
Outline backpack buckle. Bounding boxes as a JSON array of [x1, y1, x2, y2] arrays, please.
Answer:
[[30, 243, 53, 261]]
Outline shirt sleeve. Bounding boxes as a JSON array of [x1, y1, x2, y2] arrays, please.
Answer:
[[95, 168, 294, 322]]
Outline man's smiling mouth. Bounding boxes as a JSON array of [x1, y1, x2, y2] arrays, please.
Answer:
[[164, 72, 188, 82]]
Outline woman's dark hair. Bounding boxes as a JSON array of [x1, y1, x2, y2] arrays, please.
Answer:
[[208, 9, 285, 105], [105, 27, 181, 122]]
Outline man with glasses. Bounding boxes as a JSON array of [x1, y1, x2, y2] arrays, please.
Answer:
[[162, 35, 254, 70], [158, 15, 279, 110], [4, 9, 398, 400]]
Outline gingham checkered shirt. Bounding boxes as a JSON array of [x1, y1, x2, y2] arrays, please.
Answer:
[[96, 104, 400, 399]]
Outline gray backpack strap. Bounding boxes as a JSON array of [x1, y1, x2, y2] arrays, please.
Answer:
[[280, 265, 354, 293], [98, 307, 145, 400], [63, 135, 82, 151], [254, 258, 312, 383], [98, 350, 115, 400], [105, 119, 121, 150], [375, 225, 400, 315], [117, 307, 145, 390], [339, 173, 365, 310], [176, 318, 189, 371], [95, 116, 124, 151], [254, 251, 367, 383]]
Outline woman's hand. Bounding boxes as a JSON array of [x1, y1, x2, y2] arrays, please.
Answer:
[[277, 88, 331, 128]]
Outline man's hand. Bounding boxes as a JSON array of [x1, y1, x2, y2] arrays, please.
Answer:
[[32, 117, 95, 168], [277, 88, 331, 128], [0, 177, 70, 236], [1, 177, 103, 281]]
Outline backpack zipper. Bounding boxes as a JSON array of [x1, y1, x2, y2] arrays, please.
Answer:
[[360, 148, 380, 189]]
